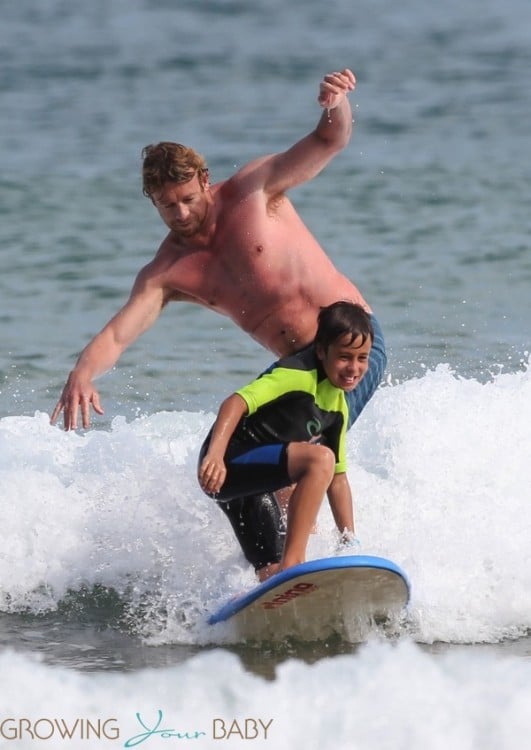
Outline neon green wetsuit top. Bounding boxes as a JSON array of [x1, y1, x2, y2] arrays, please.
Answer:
[[235, 347, 349, 474]]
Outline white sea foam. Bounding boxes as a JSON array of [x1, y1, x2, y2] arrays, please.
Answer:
[[1, 639, 531, 750]]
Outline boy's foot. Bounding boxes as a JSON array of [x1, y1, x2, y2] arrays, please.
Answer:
[[256, 562, 281, 582], [335, 531, 361, 556]]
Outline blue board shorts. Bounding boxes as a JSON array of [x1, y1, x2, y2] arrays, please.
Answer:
[[345, 313, 386, 428]]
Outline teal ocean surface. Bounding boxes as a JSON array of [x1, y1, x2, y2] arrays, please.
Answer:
[[1, 0, 530, 747]]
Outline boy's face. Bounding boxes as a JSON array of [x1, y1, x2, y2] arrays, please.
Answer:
[[316, 333, 372, 392]]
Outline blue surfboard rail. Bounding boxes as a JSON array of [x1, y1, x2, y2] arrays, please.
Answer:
[[208, 555, 410, 625]]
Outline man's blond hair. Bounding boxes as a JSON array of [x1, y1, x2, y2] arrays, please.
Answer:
[[142, 142, 208, 198]]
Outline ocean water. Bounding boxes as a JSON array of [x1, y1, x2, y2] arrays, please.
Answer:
[[1, 0, 531, 747]]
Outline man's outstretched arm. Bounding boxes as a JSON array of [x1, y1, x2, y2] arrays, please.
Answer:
[[50, 272, 166, 430], [261, 68, 356, 198]]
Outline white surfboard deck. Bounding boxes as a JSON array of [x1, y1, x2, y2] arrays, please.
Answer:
[[208, 555, 410, 642]]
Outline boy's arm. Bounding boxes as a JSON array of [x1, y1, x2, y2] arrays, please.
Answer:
[[326, 472, 355, 536], [198, 393, 248, 495]]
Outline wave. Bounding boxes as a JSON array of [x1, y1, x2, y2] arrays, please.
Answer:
[[2, 639, 530, 750]]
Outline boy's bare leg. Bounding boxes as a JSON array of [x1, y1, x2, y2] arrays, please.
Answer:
[[276, 484, 319, 534], [280, 443, 335, 570], [275, 485, 293, 516]]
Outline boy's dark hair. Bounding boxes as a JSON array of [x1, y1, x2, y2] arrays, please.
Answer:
[[315, 301, 374, 352]]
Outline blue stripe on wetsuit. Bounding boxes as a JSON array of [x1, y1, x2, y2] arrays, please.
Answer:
[[230, 444, 283, 465]]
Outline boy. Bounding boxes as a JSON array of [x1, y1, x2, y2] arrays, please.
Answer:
[[198, 301, 373, 580]]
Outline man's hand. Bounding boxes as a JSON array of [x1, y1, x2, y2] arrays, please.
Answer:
[[318, 68, 356, 109], [50, 371, 104, 430]]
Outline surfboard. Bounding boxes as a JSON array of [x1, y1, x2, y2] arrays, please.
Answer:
[[208, 555, 410, 642]]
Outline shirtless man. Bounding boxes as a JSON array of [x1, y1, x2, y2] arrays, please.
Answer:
[[51, 68, 380, 428], [51, 68, 386, 576]]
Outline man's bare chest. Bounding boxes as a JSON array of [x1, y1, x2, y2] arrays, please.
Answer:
[[162, 240, 276, 310]]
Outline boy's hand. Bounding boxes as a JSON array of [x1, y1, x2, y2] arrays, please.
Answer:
[[198, 453, 227, 495]]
